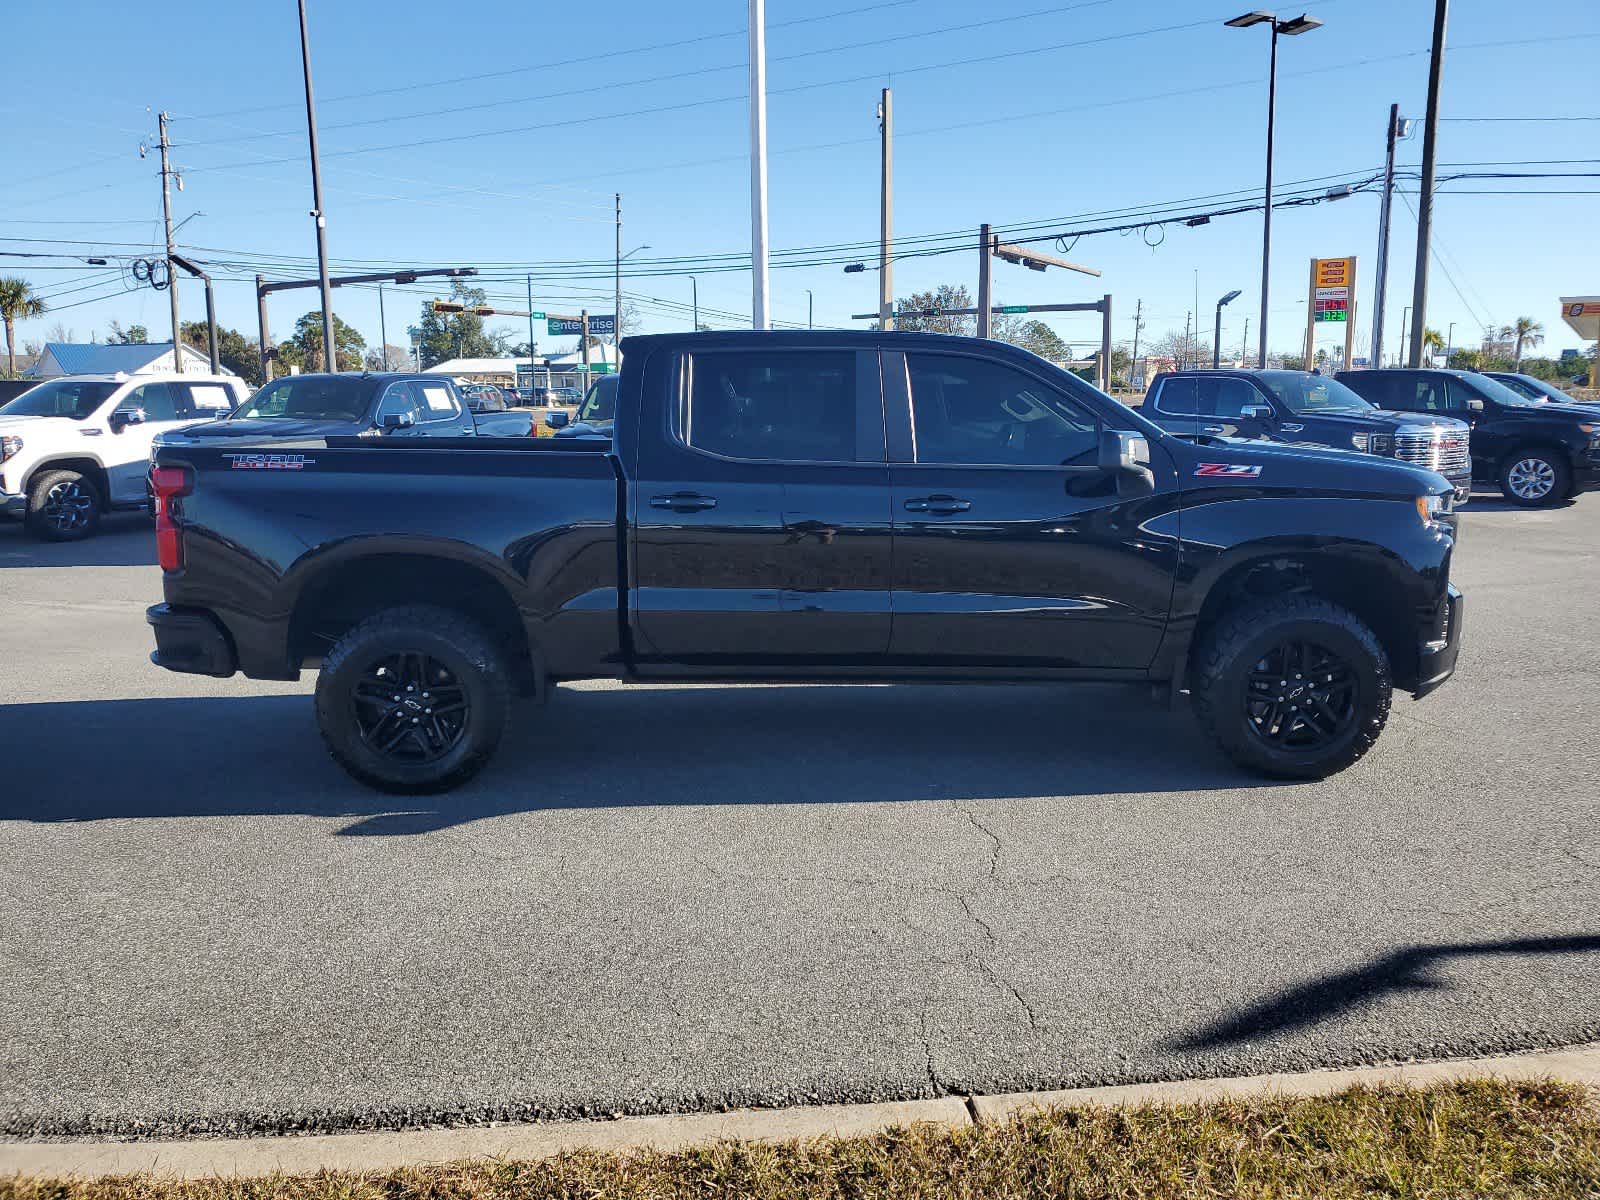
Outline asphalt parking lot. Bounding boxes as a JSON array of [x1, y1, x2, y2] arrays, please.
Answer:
[[1, 499, 1597, 1139]]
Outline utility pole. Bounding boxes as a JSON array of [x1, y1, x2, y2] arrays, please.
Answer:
[[1371, 103, 1401, 369], [806, 289, 814, 329], [977, 223, 994, 338], [1408, 0, 1448, 367], [1240, 316, 1250, 365], [580, 310, 591, 375], [1129, 299, 1144, 388], [748, 0, 770, 328], [256, 273, 272, 382], [690, 276, 699, 330], [1258, 21, 1277, 368], [297, 0, 336, 371], [878, 87, 894, 331], [526, 275, 537, 373], [157, 112, 183, 373], [614, 193, 623, 347], [1399, 304, 1412, 368], [378, 284, 387, 369], [1183, 311, 1192, 370]]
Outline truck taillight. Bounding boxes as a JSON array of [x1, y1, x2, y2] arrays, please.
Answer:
[[151, 465, 192, 572]]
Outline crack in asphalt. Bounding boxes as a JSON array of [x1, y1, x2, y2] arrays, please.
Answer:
[[954, 802, 1003, 878], [916, 1009, 941, 1095]]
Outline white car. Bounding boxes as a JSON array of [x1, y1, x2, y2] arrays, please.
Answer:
[[0, 372, 248, 541]]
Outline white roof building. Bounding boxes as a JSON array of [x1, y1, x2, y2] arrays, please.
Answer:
[[28, 341, 227, 379]]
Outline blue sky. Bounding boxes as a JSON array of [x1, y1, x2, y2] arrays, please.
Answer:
[[7, 0, 1597, 362]]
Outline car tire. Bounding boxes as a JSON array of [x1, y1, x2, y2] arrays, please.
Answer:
[[315, 604, 511, 794], [24, 469, 102, 542], [1498, 448, 1570, 507], [1191, 593, 1392, 780]]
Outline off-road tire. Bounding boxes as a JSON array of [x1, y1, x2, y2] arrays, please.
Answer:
[[1498, 447, 1570, 508], [1191, 593, 1391, 780], [315, 605, 511, 794], [25, 469, 102, 542]]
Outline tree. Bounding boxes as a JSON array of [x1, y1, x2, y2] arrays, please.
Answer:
[[893, 284, 976, 336], [180, 321, 263, 385], [408, 281, 499, 368], [1422, 328, 1445, 362], [107, 321, 149, 344], [999, 319, 1070, 361], [0, 276, 47, 378], [278, 311, 366, 372], [1149, 329, 1210, 371], [1511, 316, 1544, 368], [363, 344, 414, 371]]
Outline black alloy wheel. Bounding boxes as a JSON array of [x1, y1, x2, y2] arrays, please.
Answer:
[[353, 652, 470, 764], [1244, 639, 1358, 751]]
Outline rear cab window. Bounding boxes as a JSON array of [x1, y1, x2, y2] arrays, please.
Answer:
[[681, 350, 861, 463]]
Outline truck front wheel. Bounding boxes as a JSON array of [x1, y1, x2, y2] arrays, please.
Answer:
[[315, 605, 511, 793], [25, 469, 102, 542], [1190, 594, 1392, 780]]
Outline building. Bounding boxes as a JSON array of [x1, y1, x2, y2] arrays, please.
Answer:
[[425, 345, 622, 395], [27, 341, 227, 379]]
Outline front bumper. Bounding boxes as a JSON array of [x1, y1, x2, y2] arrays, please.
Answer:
[[1413, 583, 1464, 699], [147, 603, 238, 677], [1573, 450, 1600, 494], [1, 489, 24, 518]]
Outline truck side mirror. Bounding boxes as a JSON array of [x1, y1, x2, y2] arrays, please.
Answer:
[[1098, 429, 1156, 497], [108, 407, 146, 433], [1467, 398, 1484, 412], [379, 410, 416, 431], [544, 410, 571, 430], [1241, 404, 1274, 421]]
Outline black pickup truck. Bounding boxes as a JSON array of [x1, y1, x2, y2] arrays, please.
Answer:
[[147, 331, 1464, 792], [1143, 369, 1473, 501], [171, 371, 533, 442]]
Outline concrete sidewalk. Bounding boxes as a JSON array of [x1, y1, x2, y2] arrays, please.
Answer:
[[5, 1043, 1597, 1180]]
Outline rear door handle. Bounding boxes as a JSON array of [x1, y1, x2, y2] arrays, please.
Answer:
[[904, 494, 971, 514], [650, 492, 718, 512]]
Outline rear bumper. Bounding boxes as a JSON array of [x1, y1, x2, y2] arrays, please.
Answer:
[[1413, 583, 1464, 699], [147, 603, 238, 678]]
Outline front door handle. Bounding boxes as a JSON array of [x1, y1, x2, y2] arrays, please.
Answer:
[[1280, 422, 1304, 433], [904, 494, 971, 514], [1202, 424, 1226, 434], [650, 492, 717, 512]]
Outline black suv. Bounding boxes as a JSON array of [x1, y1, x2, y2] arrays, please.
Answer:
[[1143, 369, 1472, 501], [1335, 368, 1600, 506]]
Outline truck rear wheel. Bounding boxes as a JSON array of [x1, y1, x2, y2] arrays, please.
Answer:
[[1190, 594, 1391, 780], [25, 469, 102, 542], [315, 605, 511, 794]]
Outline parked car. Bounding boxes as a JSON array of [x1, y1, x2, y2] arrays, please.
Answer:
[[1335, 368, 1600, 506], [1143, 369, 1472, 501], [1482, 371, 1597, 406], [169, 373, 533, 444], [148, 331, 1463, 792], [460, 383, 513, 412], [0, 371, 246, 541]]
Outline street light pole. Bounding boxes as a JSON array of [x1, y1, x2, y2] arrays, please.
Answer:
[[1226, 10, 1323, 369], [1444, 320, 1455, 366], [614, 193, 622, 348], [1408, 0, 1449, 367], [1214, 289, 1243, 368], [806, 289, 814, 329], [690, 276, 699, 330], [748, 0, 770, 329], [1371, 103, 1403, 369], [296, 0, 337, 371]]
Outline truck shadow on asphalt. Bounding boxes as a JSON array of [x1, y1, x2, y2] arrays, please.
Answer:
[[1170, 934, 1600, 1050], [0, 683, 1279, 833], [0, 519, 157, 568]]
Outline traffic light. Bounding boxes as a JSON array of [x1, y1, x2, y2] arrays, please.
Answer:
[[431, 301, 466, 314], [469, 306, 496, 317]]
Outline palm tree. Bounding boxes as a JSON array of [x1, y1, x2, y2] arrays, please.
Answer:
[[0, 276, 47, 378], [1511, 316, 1544, 368], [1422, 327, 1445, 364]]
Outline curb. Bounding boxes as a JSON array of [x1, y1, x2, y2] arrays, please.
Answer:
[[4, 1044, 1597, 1180]]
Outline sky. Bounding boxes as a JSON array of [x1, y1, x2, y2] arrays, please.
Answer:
[[6, 0, 1598, 366]]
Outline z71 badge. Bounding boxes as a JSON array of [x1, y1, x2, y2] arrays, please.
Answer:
[[224, 453, 316, 470], [1194, 463, 1263, 478]]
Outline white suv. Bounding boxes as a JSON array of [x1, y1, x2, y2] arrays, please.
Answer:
[[0, 372, 248, 541]]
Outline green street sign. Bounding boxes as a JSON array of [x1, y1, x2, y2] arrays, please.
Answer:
[[1000, 305, 1029, 314], [584, 363, 615, 374], [529, 310, 546, 319]]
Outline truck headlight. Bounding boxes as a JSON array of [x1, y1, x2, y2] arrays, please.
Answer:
[[1369, 433, 1394, 456], [1415, 491, 1453, 528], [0, 435, 21, 464], [1350, 433, 1371, 452]]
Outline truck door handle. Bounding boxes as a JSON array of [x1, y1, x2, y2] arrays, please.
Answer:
[[650, 492, 717, 512], [904, 494, 971, 514], [1202, 424, 1226, 434]]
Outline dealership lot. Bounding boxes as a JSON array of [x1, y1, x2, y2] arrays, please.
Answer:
[[1, 501, 1597, 1138]]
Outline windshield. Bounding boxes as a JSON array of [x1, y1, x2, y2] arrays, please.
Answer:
[[1464, 373, 1542, 408], [232, 375, 373, 421], [0, 379, 119, 420], [1490, 373, 1566, 403], [1258, 372, 1375, 416], [577, 376, 618, 423]]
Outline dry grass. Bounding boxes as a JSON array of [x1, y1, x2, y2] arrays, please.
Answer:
[[6, 1079, 1600, 1200]]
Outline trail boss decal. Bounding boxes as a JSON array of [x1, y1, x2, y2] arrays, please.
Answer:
[[1194, 463, 1263, 478], [225, 453, 316, 470]]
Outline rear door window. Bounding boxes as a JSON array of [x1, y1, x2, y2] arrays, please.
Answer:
[[684, 350, 859, 463], [1152, 377, 1199, 416], [122, 381, 180, 422], [1207, 378, 1262, 418], [412, 380, 462, 421]]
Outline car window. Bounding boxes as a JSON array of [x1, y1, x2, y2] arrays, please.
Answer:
[[375, 382, 421, 423], [178, 382, 236, 417], [908, 353, 1099, 467], [1409, 376, 1453, 413], [0, 379, 118, 419], [1153, 377, 1199, 416], [1209, 378, 1261, 419], [233, 376, 372, 420], [122, 381, 179, 422], [412, 380, 461, 421], [684, 351, 856, 463]]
